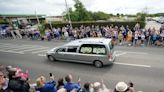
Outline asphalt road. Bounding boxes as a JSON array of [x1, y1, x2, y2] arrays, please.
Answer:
[[0, 39, 164, 92]]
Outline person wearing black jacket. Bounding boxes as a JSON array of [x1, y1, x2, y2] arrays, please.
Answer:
[[6, 66, 30, 92]]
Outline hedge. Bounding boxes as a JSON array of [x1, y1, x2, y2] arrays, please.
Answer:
[[0, 19, 9, 24], [45, 21, 145, 30]]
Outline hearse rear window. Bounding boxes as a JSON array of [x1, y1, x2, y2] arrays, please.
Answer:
[[92, 45, 106, 55], [79, 44, 106, 55]]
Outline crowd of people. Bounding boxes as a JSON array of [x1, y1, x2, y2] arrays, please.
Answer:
[[0, 65, 140, 92], [0, 23, 164, 47]]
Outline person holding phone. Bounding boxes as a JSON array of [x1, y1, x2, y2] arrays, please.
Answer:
[[35, 73, 57, 92]]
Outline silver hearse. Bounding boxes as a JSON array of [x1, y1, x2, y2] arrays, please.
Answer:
[[46, 38, 115, 68]]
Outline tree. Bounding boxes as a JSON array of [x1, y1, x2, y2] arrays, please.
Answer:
[[63, 0, 110, 21], [65, 0, 91, 21], [116, 13, 120, 17], [92, 11, 109, 20], [136, 12, 146, 21], [121, 14, 124, 17]]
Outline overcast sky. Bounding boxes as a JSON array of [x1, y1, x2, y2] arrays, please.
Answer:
[[0, 0, 164, 16]]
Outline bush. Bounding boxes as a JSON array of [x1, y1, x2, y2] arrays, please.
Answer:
[[45, 21, 145, 30], [38, 24, 46, 36], [0, 19, 9, 24]]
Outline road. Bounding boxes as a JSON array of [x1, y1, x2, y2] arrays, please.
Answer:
[[0, 39, 164, 92]]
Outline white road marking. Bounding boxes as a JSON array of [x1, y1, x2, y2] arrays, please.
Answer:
[[115, 51, 124, 53], [0, 43, 46, 48], [32, 49, 48, 54], [19, 47, 49, 52], [0, 43, 13, 45], [115, 52, 127, 57], [0, 46, 17, 50], [0, 45, 21, 49], [114, 62, 151, 68], [37, 54, 46, 56], [0, 49, 24, 54], [10, 46, 40, 51], [0, 43, 42, 47], [0, 44, 49, 52], [0, 44, 41, 50], [0, 44, 18, 47], [126, 51, 148, 55]]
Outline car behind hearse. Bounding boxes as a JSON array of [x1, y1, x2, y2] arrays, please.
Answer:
[[46, 38, 115, 68]]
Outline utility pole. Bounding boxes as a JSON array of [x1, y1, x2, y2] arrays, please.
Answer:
[[35, 9, 41, 31], [49, 20, 53, 30], [35, 10, 41, 25], [64, 0, 72, 29]]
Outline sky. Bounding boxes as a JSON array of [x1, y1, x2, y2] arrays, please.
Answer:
[[0, 0, 164, 16]]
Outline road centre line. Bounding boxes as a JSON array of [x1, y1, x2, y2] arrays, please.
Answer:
[[114, 62, 151, 68]]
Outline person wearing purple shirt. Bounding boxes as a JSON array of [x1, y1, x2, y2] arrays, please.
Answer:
[[64, 74, 81, 92]]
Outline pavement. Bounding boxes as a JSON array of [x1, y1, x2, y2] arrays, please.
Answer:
[[0, 39, 164, 92]]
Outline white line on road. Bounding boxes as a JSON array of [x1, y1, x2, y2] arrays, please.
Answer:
[[0, 44, 45, 51], [0, 43, 42, 47], [114, 62, 151, 68], [20, 47, 49, 52], [115, 52, 127, 57], [32, 49, 48, 54], [126, 51, 148, 55], [0, 49, 24, 54], [10, 46, 38, 51], [38, 54, 46, 56], [115, 50, 148, 55]]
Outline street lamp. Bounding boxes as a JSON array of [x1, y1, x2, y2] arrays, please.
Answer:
[[64, 0, 72, 29]]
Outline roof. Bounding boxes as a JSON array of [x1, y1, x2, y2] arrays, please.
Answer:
[[0, 14, 45, 18], [64, 37, 112, 46]]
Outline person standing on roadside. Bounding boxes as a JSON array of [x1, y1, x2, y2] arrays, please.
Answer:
[[127, 30, 133, 46], [64, 74, 81, 92], [35, 75, 57, 92], [0, 66, 10, 92], [56, 78, 65, 90]]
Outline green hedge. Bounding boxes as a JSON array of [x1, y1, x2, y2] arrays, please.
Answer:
[[45, 21, 145, 29], [0, 19, 9, 24]]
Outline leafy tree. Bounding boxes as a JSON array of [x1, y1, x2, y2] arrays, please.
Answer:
[[92, 11, 109, 20], [136, 12, 146, 21], [64, 0, 110, 21], [116, 13, 120, 17], [121, 14, 124, 17]]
